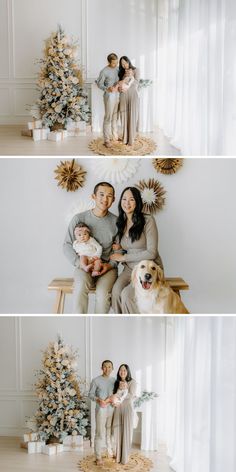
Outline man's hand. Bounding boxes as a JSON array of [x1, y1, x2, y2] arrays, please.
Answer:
[[110, 253, 125, 262], [107, 86, 114, 93], [97, 398, 106, 408]]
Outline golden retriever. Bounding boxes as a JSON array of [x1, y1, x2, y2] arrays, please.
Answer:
[[132, 260, 189, 314]]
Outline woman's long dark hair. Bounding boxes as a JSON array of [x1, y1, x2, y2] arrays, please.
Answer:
[[116, 187, 145, 243], [118, 56, 136, 80], [113, 364, 132, 394]]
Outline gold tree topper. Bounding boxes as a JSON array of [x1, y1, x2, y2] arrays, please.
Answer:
[[54, 159, 86, 192], [136, 178, 166, 214], [152, 158, 183, 175]]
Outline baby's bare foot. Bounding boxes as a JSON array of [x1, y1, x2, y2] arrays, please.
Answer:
[[84, 264, 93, 273]]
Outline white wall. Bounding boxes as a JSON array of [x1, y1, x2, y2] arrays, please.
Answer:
[[0, 0, 157, 124], [0, 157, 236, 314], [0, 316, 165, 437]]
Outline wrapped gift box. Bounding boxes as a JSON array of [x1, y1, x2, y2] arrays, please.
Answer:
[[24, 432, 39, 442], [28, 441, 45, 454], [63, 434, 83, 447], [33, 128, 50, 141], [48, 131, 62, 142], [63, 434, 83, 450], [27, 120, 42, 130], [76, 121, 86, 131], [21, 129, 33, 137], [83, 439, 91, 449], [43, 443, 64, 455], [20, 441, 28, 450], [63, 445, 83, 452]]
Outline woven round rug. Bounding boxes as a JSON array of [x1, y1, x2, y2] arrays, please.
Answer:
[[78, 452, 153, 472], [89, 137, 157, 156]]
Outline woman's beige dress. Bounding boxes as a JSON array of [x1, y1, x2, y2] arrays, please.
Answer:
[[119, 68, 140, 146], [112, 379, 137, 464]]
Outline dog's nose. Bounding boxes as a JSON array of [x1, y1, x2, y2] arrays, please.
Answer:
[[144, 273, 152, 281]]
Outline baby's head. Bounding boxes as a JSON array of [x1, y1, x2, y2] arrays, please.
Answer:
[[74, 223, 91, 243]]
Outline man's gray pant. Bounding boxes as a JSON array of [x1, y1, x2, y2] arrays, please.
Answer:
[[103, 92, 119, 142], [95, 408, 113, 460], [73, 267, 117, 314]]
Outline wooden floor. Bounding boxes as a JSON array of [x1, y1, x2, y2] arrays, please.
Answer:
[[0, 125, 181, 156], [0, 437, 171, 472]]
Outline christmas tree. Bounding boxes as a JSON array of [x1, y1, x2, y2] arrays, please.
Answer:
[[28, 336, 89, 442], [31, 25, 90, 128]]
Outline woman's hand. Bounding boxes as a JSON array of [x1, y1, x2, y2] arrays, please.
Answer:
[[110, 253, 125, 262], [112, 243, 122, 251]]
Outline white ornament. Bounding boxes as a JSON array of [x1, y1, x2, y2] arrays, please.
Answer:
[[66, 198, 95, 225], [95, 158, 140, 184]]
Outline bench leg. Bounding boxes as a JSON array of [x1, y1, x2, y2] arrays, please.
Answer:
[[174, 289, 181, 299], [54, 290, 65, 314]]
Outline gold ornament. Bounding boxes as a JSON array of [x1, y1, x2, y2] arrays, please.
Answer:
[[136, 179, 166, 214], [152, 158, 183, 175], [54, 159, 86, 192]]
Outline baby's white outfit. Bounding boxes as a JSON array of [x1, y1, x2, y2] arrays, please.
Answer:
[[73, 237, 102, 258], [115, 387, 128, 404]]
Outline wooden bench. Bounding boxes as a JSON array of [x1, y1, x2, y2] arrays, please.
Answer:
[[48, 277, 189, 314]]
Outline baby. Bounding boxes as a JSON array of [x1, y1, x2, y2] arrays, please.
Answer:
[[73, 223, 103, 277], [104, 380, 128, 406], [113, 69, 134, 92]]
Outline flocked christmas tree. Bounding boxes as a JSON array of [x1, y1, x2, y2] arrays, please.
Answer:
[[31, 25, 90, 129], [27, 336, 89, 442]]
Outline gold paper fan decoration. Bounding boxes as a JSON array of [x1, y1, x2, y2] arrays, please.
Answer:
[[136, 179, 166, 214], [54, 159, 86, 192], [152, 158, 183, 175]]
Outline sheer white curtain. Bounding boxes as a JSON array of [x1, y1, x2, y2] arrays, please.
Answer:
[[164, 317, 236, 472], [156, 0, 236, 155]]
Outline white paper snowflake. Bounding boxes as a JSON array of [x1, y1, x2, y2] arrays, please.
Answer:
[[66, 198, 95, 225], [95, 158, 140, 184]]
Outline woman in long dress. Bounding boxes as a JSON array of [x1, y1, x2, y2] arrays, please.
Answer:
[[110, 187, 163, 314], [112, 364, 137, 464], [118, 56, 140, 146]]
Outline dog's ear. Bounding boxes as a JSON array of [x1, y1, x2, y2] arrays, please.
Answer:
[[156, 265, 164, 282], [131, 265, 138, 287]]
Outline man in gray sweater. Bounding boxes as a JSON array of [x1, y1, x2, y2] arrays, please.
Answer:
[[96, 53, 119, 148], [63, 182, 117, 314], [89, 360, 115, 465]]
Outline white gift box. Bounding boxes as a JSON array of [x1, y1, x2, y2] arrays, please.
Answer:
[[63, 435, 83, 447], [48, 131, 62, 141], [33, 128, 50, 141], [27, 120, 42, 130], [43, 443, 64, 455], [63, 445, 83, 452], [76, 121, 86, 131], [41, 128, 50, 139], [66, 119, 76, 130], [61, 130, 68, 139], [83, 439, 91, 449], [28, 441, 45, 454], [24, 432, 39, 442], [67, 129, 80, 137]]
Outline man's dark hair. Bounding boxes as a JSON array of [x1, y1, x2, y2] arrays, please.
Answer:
[[74, 222, 91, 233], [93, 182, 115, 196], [102, 359, 114, 369], [107, 53, 118, 64]]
